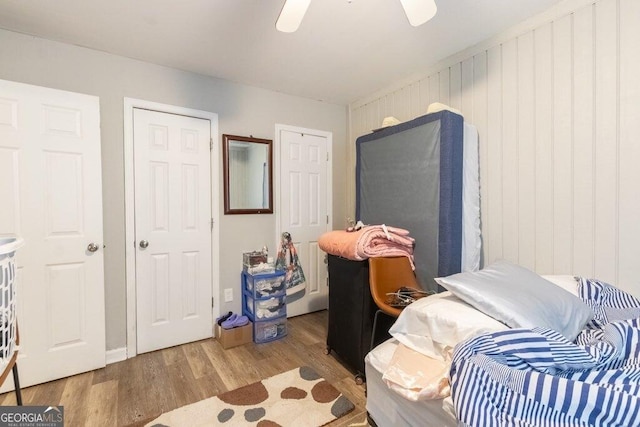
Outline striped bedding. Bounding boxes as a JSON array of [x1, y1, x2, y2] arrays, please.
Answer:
[[450, 278, 640, 426]]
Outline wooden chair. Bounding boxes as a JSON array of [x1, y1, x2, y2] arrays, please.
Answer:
[[368, 256, 422, 350]]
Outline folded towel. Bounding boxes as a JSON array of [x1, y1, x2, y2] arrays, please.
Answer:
[[319, 225, 415, 268]]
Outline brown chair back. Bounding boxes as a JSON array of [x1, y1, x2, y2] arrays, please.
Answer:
[[368, 256, 420, 318]]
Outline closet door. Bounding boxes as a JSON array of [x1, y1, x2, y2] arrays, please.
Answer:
[[133, 108, 213, 354], [0, 79, 105, 389], [277, 126, 331, 317]]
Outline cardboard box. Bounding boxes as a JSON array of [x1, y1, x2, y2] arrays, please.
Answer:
[[215, 321, 253, 349]]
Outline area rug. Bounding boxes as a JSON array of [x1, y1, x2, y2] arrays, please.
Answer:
[[146, 366, 355, 427]]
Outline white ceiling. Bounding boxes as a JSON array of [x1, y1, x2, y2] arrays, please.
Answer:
[[0, 0, 563, 105]]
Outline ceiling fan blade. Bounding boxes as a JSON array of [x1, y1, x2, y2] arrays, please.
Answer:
[[399, 0, 437, 27], [276, 0, 311, 33]]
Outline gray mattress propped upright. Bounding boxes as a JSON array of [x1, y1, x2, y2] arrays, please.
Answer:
[[355, 110, 464, 291]]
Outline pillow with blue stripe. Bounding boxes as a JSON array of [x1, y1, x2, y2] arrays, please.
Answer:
[[435, 260, 593, 341]]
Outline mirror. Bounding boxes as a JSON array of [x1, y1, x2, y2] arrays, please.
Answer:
[[223, 134, 273, 214]]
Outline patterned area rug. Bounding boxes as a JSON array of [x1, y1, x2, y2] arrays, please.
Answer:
[[146, 366, 355, 427]]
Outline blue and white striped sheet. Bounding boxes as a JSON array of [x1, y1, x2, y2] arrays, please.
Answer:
[[578, 278, 640, 328], [450, 278, 640, 426]]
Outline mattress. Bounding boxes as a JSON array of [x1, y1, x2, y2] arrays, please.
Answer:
[[364, 339, 457, 427], [355, 111, 480, 293]]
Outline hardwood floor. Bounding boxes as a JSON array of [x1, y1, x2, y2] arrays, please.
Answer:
[[0, 310, 367, 426]]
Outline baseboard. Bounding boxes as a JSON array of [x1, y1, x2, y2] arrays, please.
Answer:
[[106, 347, 127, 365]]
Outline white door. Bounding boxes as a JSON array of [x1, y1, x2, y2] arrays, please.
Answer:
[[277, 126, 331, 317], [0, 79, 105, 389], [134, 108, 213, 354]]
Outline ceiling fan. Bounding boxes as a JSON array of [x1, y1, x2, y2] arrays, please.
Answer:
[[276, 0, 438, 33]]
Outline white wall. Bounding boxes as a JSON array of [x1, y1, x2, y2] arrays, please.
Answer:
[[0, 29, 348, 351], [350, 0, 640, 295]]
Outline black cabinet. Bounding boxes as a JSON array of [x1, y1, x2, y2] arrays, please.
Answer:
[[326, 255, 393, 383]]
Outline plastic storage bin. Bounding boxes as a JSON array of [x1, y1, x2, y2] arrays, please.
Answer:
[[243, 270, 285, 298], [244, 293, 287, 320], [243, 251, 267, 268], [253, 315, 287, 343]]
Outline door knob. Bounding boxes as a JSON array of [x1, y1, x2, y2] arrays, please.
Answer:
[[139, 240, 149, 249], [87, 243, 100, 253]]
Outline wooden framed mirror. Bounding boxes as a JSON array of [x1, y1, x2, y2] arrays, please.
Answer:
[[222, 134, 273, 214]]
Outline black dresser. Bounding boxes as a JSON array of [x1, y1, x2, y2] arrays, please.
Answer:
[[326, 255, 393, 383]]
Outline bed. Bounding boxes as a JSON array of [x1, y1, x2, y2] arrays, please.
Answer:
[[365, 261, 640, 426], [364, 286, 508, 427]]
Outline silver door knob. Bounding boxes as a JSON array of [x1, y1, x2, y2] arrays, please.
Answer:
[[87, 243, 100, 253], [139, 240, 149, 249]]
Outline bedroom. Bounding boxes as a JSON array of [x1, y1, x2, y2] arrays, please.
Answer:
[[0, 0, 639, 425]]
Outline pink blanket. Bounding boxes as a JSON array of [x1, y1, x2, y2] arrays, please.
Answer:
[[318, 225, 415, 268]]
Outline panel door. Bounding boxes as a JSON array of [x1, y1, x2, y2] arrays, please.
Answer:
[[0, 79, 105, 388], [279, 129, 330, 317], [134, 108, 212, 354]]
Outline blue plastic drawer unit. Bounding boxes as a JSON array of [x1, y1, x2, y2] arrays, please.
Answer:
[[241, 270, 287, 343], [242, 270, 286, 298]]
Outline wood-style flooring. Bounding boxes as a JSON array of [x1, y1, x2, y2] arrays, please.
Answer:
[[0, 310, 368, 426]]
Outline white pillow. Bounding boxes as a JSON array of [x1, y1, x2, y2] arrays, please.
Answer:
[[389, 291, 508, 360], [435, 260, 592, 341], [542, 275, 579, 296]]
